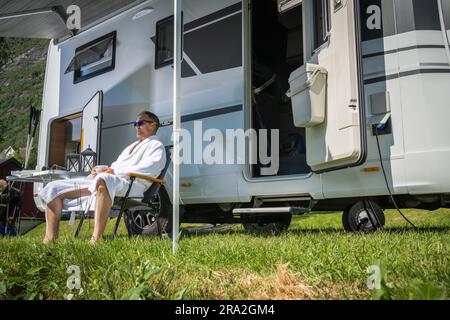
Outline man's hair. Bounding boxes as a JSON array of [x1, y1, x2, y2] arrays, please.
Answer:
[[138, 111, 160, 129]]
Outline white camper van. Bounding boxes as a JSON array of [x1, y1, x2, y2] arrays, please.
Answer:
[[1, 0, 449, 234]]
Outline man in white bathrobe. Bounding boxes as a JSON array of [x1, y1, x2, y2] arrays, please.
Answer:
[[39, 111, 166, 244]]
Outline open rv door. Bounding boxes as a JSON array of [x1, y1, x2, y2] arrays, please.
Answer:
[[81, 91, 103, 160], [288, 0, 366, 173]]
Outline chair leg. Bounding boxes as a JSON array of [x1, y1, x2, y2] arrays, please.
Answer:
[[123, 210, 132, 237], [74, 213, 84, 238], [75, 191, 96, 239], [111, 209, 123, 239], [156, 216, 162, 239]]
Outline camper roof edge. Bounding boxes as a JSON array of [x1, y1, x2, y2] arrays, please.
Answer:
[[54, 0, 152, 45]]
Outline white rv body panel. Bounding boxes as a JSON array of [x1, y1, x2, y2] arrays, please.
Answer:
[[323, 27, 450, 199], [34, 0, 245, 208], [37, 40, 61, 169], [32, 0, 450, 212]]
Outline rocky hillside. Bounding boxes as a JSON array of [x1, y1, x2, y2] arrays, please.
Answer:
[[0, 38, 49, 168]]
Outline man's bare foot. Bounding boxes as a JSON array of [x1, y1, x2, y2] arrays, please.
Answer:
[[43, 236, 56, 244], [89, 235, 101, 244]]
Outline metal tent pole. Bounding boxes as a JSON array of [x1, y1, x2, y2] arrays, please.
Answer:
[[172, 0, 182, 255]]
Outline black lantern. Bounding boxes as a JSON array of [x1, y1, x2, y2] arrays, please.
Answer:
[[80, 146, 96, 173], [66, 153, 81, 172]]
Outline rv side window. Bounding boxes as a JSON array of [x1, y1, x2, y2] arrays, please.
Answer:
[[65, 31, 116, 84], [155, 15, 183, 69], [313, 0, 331, 50]]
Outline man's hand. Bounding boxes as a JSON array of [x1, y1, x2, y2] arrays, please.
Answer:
[[0, 179, 7, 193], [90, 167, 114, 177], [105, 168, 115, 175]]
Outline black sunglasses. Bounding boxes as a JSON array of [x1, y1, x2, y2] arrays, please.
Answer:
[[133, 119, 155, 127]]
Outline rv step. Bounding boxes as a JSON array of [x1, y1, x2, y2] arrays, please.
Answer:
[[232, 207, 309, 215]]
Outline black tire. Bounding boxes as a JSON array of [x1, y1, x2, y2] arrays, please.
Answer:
[[342, 204, 352, 232], [242, 212, 292, 233], [124, 186, 172, 237], [342, 200, 385, 232]]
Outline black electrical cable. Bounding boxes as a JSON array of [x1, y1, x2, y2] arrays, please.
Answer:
[[374, 125, 417, 229], [366, 198, 382, 229]]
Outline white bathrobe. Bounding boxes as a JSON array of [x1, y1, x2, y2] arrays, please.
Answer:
[[38, 135, 166, 212]]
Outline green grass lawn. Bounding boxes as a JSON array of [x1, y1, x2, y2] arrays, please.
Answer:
[[0, 209, 449, 300]]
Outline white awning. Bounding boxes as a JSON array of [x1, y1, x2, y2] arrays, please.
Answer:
[[0, 0, 146, 40]]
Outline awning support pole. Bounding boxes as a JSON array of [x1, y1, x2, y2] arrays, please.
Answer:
[[172, 0, 182, 255]]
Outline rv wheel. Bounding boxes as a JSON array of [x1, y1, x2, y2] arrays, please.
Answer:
[[242, 212, 292, 233], [342, 200, 385, 232], [124, 186, 172, 237]]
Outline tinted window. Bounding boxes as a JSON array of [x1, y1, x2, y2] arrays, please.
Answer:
[[313, 0, 325, 49], [184, 13, 242, 74], [66, 32, 116, 84], [412, 0, 441, 30], [155, 15, 183, 69], [395, 0, 440, 33]]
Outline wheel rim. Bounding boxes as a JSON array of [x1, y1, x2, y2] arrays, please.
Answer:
[[129, 196, 161, 230], [356, 210, 374, 230], [132, 211, 157, 229]]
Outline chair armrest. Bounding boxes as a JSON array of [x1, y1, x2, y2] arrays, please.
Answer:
[[127, 173, 165, 184]]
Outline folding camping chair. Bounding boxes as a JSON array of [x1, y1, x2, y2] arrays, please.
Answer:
[[74, 145, 172, 239]]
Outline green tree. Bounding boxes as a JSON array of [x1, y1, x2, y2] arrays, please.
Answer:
[[0, 38, 12, 68]]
